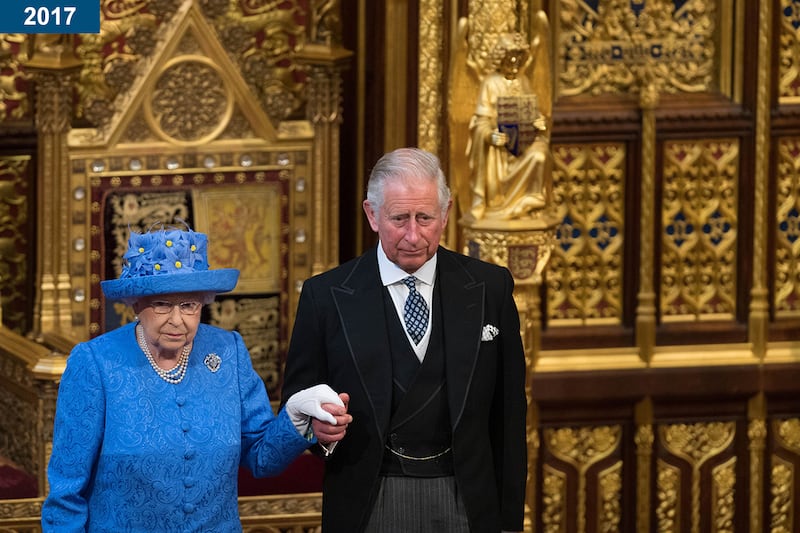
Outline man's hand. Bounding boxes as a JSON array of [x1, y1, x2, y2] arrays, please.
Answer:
[[285, 384, 344, 436], [311, 392, 351, 445]]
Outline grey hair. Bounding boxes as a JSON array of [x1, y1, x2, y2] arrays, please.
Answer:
[[366, 147, 451, 216]]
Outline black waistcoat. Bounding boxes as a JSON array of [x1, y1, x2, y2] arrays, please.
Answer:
[[380, 280, 453, 477]]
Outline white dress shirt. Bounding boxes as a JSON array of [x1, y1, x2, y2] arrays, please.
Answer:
[[376, 243, 437, 362]]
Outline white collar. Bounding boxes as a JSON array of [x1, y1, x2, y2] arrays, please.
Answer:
[[376, 242, 437, 287]]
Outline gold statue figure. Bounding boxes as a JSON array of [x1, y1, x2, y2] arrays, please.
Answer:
[[449, 11, 553, 226]]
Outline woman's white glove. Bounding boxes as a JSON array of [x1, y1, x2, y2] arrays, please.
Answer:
[[285, 384, 344, 436]]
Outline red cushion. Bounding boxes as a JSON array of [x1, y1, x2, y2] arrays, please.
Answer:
[[0, 464, 38, 499], [238, 452, 323, 496]]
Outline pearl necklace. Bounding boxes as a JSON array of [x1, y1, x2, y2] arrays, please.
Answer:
[[136, 324, 191, 384]]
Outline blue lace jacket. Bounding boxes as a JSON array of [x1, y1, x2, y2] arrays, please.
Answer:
[[42, 322, 311, 532]]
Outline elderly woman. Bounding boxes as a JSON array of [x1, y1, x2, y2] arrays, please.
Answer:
[[42, 224, 350, 532]]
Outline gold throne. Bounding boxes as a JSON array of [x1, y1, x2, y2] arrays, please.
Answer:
[[0, 1, 349, 530]]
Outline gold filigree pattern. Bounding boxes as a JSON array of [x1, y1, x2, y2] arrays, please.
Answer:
[[0, 156, 31, 334], [208, 296, 281, 394], [749, 0, 774, 357], [661, 139, 738, 321], [68, 0, 307, 129], [238, 494, 323, 515], [545, 425, 621, 533], [417, 0, 442, 154], [0, 495, 324, 531], [770, 459, 794, 533], [774, 418, 800, 454], [749, 415, 766, 533], [661, 422, 735, 465], [146, 59, 233, 144], [463, 227, 557, 286], [0, 376, 38, 476], [556, 0, 718, 97], [598, 461, 622, 533], [656, 458, 680, 533], [660, 422, 735, 533], [547, 425, 621, 468], [0, 497, 43, 530], [779, 0, 800, 100], [547, 143, 625, 325], [466, 0, 521, 77], [775, 138, 800, 316], [711, 457, 735, 532], [636, 422, 654, 532], [104, 191, 191, 278], [542, 464, 566, 533], [0, 35, 32, 122]]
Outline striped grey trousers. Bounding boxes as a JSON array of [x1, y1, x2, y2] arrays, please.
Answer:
[[364, 475, 470, 533]]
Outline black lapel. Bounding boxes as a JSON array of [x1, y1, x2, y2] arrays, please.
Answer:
[[331, 247, 393, 440], [437, 248, 485, 430]]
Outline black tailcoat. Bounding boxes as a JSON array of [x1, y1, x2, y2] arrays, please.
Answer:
[[281, 246, 527, 532]]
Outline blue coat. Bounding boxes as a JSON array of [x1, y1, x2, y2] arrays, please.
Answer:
[[42, 322, 311, 533]]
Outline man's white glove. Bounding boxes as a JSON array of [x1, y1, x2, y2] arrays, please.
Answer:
[[285, 384, 344, 437]]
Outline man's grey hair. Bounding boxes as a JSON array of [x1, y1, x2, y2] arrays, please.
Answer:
[[366, 147, 451, 216]]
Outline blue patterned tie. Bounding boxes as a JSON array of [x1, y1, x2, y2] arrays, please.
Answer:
[[402, 276, 429, 344]]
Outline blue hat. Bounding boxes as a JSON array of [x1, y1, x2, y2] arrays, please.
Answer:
[[101, 224, 240, 301]]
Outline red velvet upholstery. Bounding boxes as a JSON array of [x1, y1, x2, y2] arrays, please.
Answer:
[[238, 452, 324, 496], [0, 463, 38, 499]]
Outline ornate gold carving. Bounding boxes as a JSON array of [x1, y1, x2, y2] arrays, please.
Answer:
[[0, 376, 38, 476], [770, 458, 794, 533], [542, 464, 566, 533], [308, 0, 342, 46], [0, 494, 324, 531], [24, 56, 82, 337], [547, 425, 621, 468], [661, 139, 739, 321], [463, 225, 557, 286], [598, 461, 622, 532], [0, 35, 32, 122], [779, 0, 800, 101], [545, 425, 621, 533], [656, 458, 680, 532], [71, 0, 308, 131], [774, 137, 800, 317], [660, 422, 735, 533], [450, 5, 554, 225], [711, 457, 735, 532], [547, 143, 625, 326], [556, 0, 719, 97], [417, 0, 443, 154], [0, 497, 43, 530], [293, 3, 350, 276], [0, 156, 32, 334], [208, 296, 281, 398], [748, 394, 766, 533], [749, 0, 774, 357], [145, 58, 234, 144], [661, 422, 735, 464], [635, 398, 654, 533], [636, 90, 657, 361], [774, 418, 800, 454], [239, 493, 322, 515]]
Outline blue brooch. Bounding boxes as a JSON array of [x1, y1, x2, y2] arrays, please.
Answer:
[[204, 353, 221, 373]]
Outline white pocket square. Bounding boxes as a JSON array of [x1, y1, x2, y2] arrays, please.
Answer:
[[481, 324, 499, 341]]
